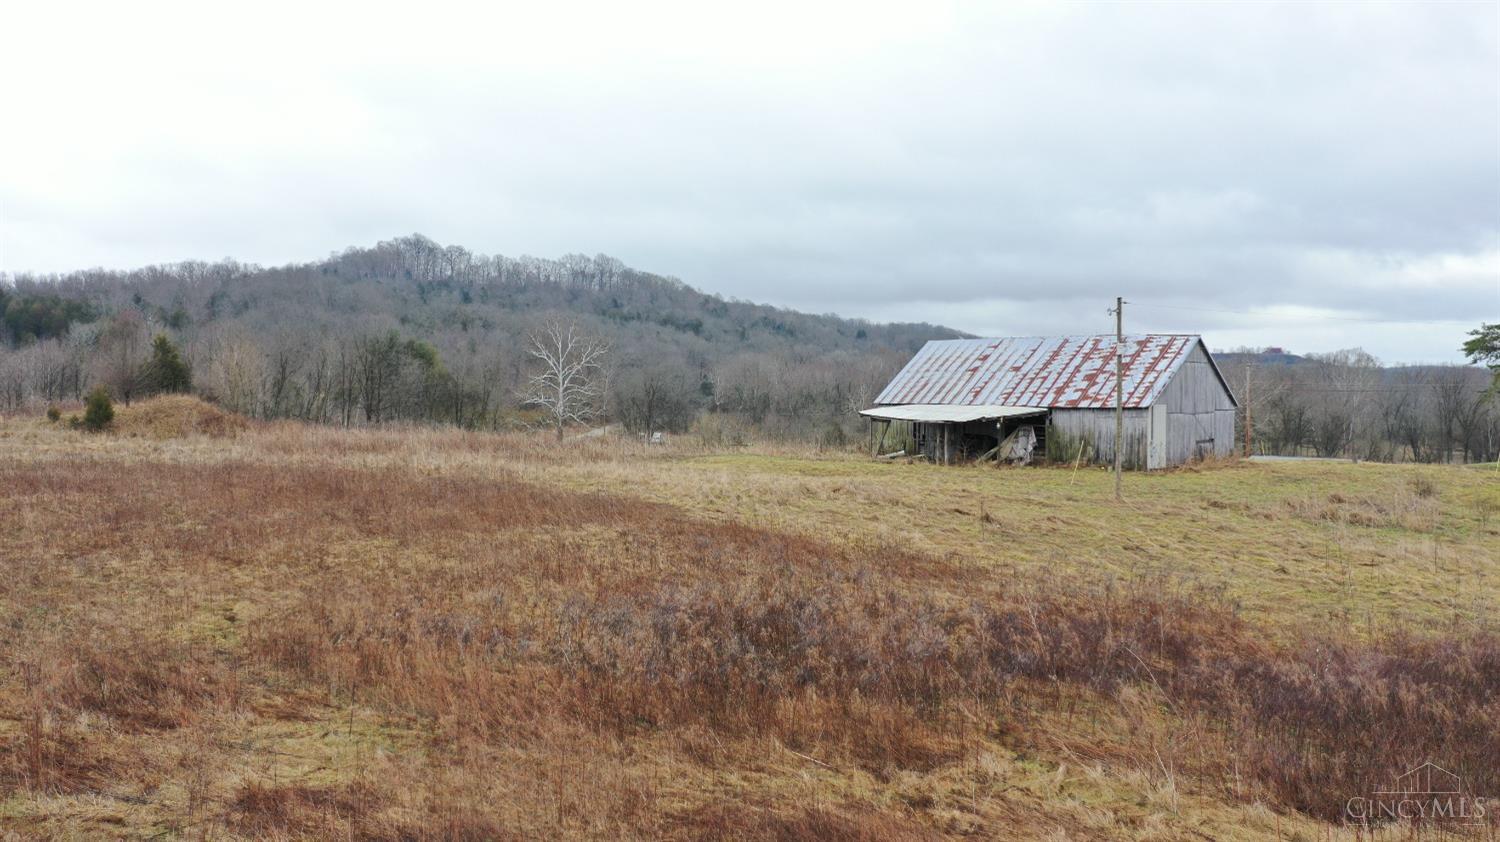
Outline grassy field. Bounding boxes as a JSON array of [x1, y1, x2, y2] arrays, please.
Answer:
[[1, 402, 1497, 839], [527, 452, 1500, 636]]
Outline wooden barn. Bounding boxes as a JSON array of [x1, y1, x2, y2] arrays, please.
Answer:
[[861, 334, 1238, 469]]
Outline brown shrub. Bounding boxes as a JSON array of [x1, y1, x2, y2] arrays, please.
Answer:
[[5, 439, 1496, 834], [225, 782, 372, 838], [0, 631, 237, 797], [39, 636, 232, 730], [672, 803, 944, 841], [251, 558, 1500, 825], [0, 711, 116, 795], [1209, 630, 1500, 818], [225, 780, 525, 841]]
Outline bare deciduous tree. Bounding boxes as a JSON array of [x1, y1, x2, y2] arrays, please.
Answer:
[[1431, 365, 1476, 463], [522, 320, 609, 440], [95, 309, 150, 405], [198, 325, 267, 416], [615, 358, 697, 439], [1306, 349, 1379, 457]]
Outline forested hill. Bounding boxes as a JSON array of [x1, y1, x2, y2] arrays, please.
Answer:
[[0, 234, 964, 434], [2, 234, 960, 354]]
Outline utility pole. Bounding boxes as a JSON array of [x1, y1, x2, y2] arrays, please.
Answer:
[[1113, 296, 1124, 501], [1243, 366, 1253, 458]]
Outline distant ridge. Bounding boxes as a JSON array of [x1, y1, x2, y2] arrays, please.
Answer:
[[1214, 347, 1308, 367]]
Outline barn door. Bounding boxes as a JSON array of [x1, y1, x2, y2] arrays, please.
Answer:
[[1148, 404, 1167, 469]]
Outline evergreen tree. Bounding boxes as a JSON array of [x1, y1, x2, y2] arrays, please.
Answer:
[[1464, 323, 1500, 397], [82, 386, 114, 431], [143, 334, 192, 394]]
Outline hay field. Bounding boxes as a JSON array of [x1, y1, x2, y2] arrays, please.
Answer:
[[1, 405, 1497, 839]]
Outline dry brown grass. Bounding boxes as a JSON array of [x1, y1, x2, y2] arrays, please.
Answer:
[[1283, 482, 1443, 531], [111, 394, 250, 439], [1, 418, 1496, 839]]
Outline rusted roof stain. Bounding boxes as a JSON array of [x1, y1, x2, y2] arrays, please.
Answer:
[[874, 335, 1203, 409]]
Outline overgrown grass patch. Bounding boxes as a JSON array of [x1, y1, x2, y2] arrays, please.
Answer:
[[1, 419, 1496, 839]]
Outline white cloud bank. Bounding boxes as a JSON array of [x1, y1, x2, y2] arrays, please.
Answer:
[[0, 0, 1495, 362]]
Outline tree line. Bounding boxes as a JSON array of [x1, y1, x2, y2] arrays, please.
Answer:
[[0, 236, 922, 441], [2, 236, 1494, 459], [1217, 334, 1500, 464], [0, 308, 904, 443]]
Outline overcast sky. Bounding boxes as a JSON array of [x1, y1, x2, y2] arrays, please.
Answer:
[[1, 1, 1496, 363]]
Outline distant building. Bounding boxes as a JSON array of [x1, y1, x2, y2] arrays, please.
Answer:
[[861, 334, 1238, 469]]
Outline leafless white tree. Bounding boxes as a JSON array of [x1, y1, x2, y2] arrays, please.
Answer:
[[521, 320, 609, 439], [195, 324, 267, 417], [1305, 348, 1380, 457]]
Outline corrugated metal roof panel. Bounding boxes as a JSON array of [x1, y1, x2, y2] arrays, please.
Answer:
[[858, 404, 1048, 423], [873, 335, 1203, 409]]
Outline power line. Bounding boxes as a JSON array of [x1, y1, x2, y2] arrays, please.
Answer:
[[1253, 386, 1483, 394], [1130, 301, 1482, 327]]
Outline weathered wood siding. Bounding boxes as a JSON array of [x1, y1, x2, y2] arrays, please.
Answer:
[[1154, 342, 1237, 464], [1049, 343, 1236, 469], [1050, 408, 1152, 469]]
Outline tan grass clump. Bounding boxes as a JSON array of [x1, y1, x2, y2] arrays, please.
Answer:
[[1284, 488, 1440, 531], [111, 394, 250, 439]]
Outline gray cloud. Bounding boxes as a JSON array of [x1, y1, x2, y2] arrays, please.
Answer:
[[1, 1, 1495, 362]]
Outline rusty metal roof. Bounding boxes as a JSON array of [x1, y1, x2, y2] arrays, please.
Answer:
[[858, 404, 1047, 423], [873, 335, 1209, 409]]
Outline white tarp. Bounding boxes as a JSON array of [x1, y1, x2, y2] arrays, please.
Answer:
[[997, 425, 1038, 464], [858, 404, 1048, 423]]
